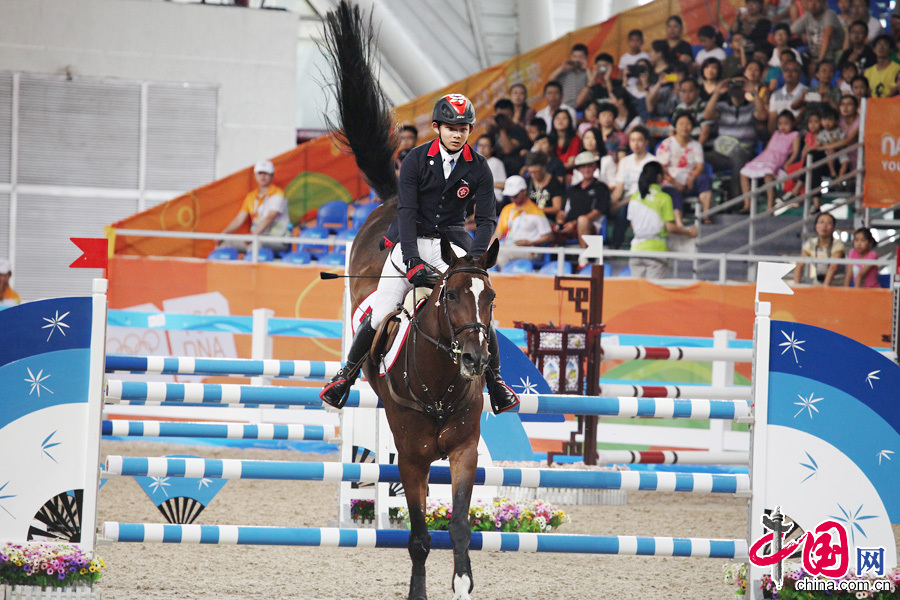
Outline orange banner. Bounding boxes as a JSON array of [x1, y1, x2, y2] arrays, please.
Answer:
[[108, 0, 740, 259], [108, 257, 892, 360], [864, 98, 900, 209]]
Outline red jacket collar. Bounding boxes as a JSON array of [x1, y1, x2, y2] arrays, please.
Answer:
[[426, 139, 474, 161]]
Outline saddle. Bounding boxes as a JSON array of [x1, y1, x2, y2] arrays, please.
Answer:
[[369, 286, 432, 366]]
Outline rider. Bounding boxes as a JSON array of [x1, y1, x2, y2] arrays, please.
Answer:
[[320, 93, 520, 415]]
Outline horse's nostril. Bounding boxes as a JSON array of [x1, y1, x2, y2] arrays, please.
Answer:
[[462, 353, 475, 367]]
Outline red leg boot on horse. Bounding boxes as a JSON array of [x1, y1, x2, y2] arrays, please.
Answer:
[[319, 314, 376, 408]]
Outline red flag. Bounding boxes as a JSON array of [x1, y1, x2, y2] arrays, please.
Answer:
[[70, 238, 109, 269]]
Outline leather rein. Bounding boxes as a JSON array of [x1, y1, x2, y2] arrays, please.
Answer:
[[397, 266, 492, 422]]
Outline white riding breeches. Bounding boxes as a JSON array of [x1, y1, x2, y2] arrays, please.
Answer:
[[369, 238, 465, 326]]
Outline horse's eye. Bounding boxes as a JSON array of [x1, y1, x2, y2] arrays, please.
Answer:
[[446, 290, 458, 302]]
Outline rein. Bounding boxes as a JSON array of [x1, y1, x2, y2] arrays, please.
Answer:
[[401, 265, 492, 421]]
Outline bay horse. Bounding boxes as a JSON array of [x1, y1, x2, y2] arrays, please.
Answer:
[[321, 3, 499, 599]]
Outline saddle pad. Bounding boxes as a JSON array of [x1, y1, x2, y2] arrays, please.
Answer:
[[352, 288, 430, 376]]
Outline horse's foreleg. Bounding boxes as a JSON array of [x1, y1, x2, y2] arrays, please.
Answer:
[[448, 444, 478, 600], [399, 458, 431, 600]]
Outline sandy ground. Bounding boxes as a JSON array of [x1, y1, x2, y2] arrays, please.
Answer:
[[92, 440, 758, 600]]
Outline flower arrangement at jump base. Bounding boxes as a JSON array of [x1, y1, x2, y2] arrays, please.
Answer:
[[0, 543, 104, 589], [349, 499, 403, 524], [723, 562, 900, 599], [407, 498, 570, 533]]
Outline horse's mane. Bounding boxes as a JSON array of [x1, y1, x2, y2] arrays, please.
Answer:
[[321, 1, 398, 202]]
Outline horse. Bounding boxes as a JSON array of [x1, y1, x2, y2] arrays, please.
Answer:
[[321, 4, 499, 599]]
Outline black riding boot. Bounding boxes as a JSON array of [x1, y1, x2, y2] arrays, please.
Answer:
[[320, 315, 377, 409], [485, 328, 520, 415]]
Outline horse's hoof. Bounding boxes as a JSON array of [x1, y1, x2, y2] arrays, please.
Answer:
[[451, 574, 472, 600]]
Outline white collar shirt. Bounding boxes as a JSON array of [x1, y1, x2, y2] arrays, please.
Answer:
[[438, 145, 462, 179]]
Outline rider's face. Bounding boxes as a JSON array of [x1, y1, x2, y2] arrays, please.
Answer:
[[433, 122, 471, 152]]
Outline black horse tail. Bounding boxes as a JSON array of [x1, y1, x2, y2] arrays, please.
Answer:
[[321, 1, 398, 202]]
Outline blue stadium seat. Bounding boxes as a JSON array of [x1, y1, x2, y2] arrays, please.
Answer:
[[242, 247, 274, 262], [317, 252, 346, 266], [316, 200, 350, 234], [617, 265, 632, 277], [207, 247, 238, 261], [351, 202, 380, 232], [281, 251, 313, 265], [500, 259, 535, 274], [539, 261, 573, 275], [334, 229, 356, 254], [578, 263, 613, 277], [296, 225, 330, 255]]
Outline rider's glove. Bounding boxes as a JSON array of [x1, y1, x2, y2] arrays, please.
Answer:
[[405, 257, 430, 287]]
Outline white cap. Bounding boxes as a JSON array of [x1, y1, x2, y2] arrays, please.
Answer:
[[0, 259, 10, 275], [502, 175, 528, 197], [254, 160, 275, 174]]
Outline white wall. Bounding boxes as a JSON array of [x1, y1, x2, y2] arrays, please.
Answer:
[[0, 0, 298, 177]]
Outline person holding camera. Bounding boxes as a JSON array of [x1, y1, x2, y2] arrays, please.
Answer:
[[547, 44, 591, 108], [490, 98, 531, 177], [730, 0, 772, 51], [575, 53, 618, 109]]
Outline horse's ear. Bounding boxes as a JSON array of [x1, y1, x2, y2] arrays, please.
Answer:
[[481, 239, 500, 270], [440, 236, 457, 266]]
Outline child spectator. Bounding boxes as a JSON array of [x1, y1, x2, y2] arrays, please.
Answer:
[[548, 109, 581, 170], [769, 23, 802, 70], [596, 102, 628, 159], [577, 101, 601, 137], [837, 61, 858, 95], [526, 118, 546, 143], [864, 35, 900, 98], [816, 105, 845, 179], [851, 75, 871, 99], [618, 29, 650, 73], [548, 44, 591, 108], [818, 94, 860, 185], [793, 212, 846, 286], [695, 25, 727, 68], [524, 151, 565, 222], [844, 227, 880, 288], [475, 135, 507, 204], [656, 112, 714, 224], [509, 83, 531, 126], [739, 110, 801, 211], [782, 110, 822, 201]]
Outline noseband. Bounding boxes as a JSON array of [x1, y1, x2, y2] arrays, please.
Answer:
[[399, 265, 492, 421]]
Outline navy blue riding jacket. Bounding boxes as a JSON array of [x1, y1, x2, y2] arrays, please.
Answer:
[[385, 139, 497, 263]]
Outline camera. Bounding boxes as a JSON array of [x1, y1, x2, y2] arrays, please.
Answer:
[[728, 79, 745, 90], [598, 65, 608, 73], [628, 65, 647, 77]]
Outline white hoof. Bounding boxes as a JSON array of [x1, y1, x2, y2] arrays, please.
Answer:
[[452, 574, 471, 600]]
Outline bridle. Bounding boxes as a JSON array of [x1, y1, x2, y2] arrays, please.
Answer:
[[399, 265, 493, 421]]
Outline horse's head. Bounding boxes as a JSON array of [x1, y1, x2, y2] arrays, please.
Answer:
[[434, 237, 500, 379]]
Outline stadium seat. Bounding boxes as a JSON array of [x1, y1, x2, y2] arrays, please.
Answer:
[[538, 261, 573, 275], [316, 200, 350, 233], [296, 225, 330, 255], [578, 263, 613, 277], [242, 247, 274, 262], [317, 252, 346, 266], [281, 251, 313, 265], [500, 259, 535, 274], [617, 265, 632, 277], [207, 247, 238, 261], [351, 202, 380, 232], [334, 229, 356, 254]]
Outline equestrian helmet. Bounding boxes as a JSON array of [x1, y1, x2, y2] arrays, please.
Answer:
[[432, 94, 476, 126]]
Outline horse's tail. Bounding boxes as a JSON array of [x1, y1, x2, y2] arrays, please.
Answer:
[[321, 1, 398, 202]]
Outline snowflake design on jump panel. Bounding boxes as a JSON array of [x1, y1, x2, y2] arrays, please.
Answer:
[[42, 310, 70, 342], [514, 376, 539, 395], [799, 452, 819, 483], [778, 330, 805, 364], [41, 431, 61, 463], [197, 478, 213, 491], [25, 368, 53, 397], [148, 477, 172, 498], [793, 392, 823, 419], [877, 450, 893, 465], [828, 504, 878, 546], [0, 482, 15, 519], [866, 370, 880, 389]]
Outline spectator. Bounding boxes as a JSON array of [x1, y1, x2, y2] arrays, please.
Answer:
[[596, 102, 628, 159], [220, 160, 290, 254], [791, 0, 845, 76], [398, 125, 418, 151], [619, 29, 650, 74], [659, 15, 694, 67], [610, 86, 643, 134], [610, 126, 658, 248], [851, 74, 871, 99], [816, 105, 849, 181], [576, 52, 618, 109], [557, 152, 612, 261], [657, 112, 714, 224], [547, 44, 591, 108], [0, 259, 20, 306], [534, 81, 576, 133], [743, 59, 771, 107], [395, 148, 412, 179], [864, 35, 900, 98], [626, 161, 696, 279], [730, 0, 773, 50], [529, 135, 567, 181], [649, 40, 673, 79], [526, 117, 547, 143], [646, 63, 687, 122], [803, 60, 842, 115], [625, 58, 654, 120], [695, 25, 727, 69], [509, 83, 530, 126], [782, 110, 821, 201], [577, 100, 601, 137], [475, 135, 507, 204], [770, 23, 803, 70], [769, 60, 807, 132], [572, 127, 618, 187], [700, 57, 724, 100], [844, 227, 880, 288], [674, 78, 709, 145], [751, 43, 781, 94], [703, 77, 767, 202], [491, 175, 554, 268], [847, 0, 884, 42], [888, 70, 900, 98], [490, 98, 531, 176], [838, 20, 878, 72], [837, 61, 859, 94], [837, 0, 852, 34], [524, 151, 565, 223], [548, 109, 581, 170], [793, 212, 845, 286], [722, 32, 749, 79], [739, 109, 801, 211], [769, 0, 799, 23]]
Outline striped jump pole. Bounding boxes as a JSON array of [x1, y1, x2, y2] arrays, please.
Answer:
[[596, 384, 750, 400], [104, 456, 750, 493], [597, 450, 750, 466], [105, 354, 342, 380], [101, 420, 337, 442], [600, 345, 752, 362], [105, 382, 751, 420], [101, 523, 749, 559]]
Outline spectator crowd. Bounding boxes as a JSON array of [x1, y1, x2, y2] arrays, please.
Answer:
[[393, 0, 899, 280]]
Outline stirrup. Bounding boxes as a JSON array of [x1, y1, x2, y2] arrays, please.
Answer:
[[320, 361, 365, 409], [488, 379, 520, 415]]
